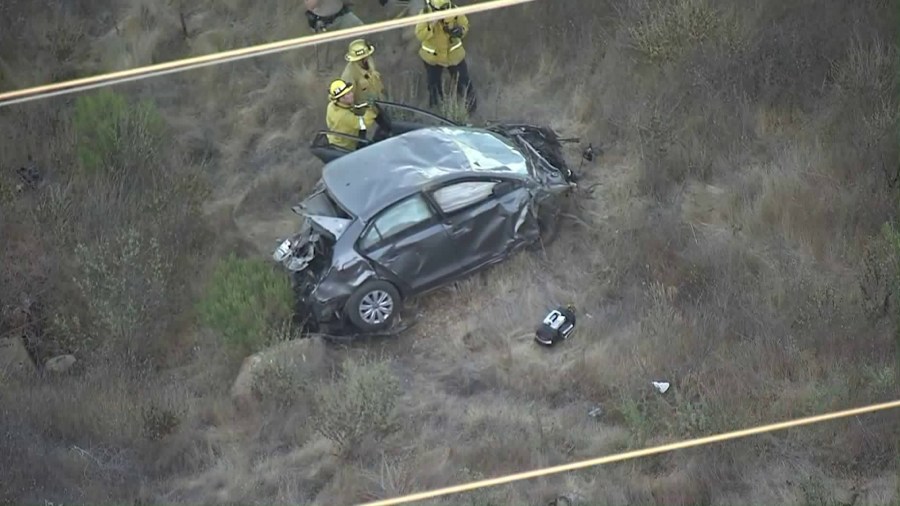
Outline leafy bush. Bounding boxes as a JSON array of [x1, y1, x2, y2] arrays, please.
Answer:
[[197, 253, 294, 353], [73, 225, 172, 359], [72, 89, 166, 176], [39, 89, 209, 363], [312, 356, 401, 454]]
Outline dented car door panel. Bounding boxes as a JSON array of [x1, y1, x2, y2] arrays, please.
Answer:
[[362, 221, 455, 294], [434, 185, 531, 277]]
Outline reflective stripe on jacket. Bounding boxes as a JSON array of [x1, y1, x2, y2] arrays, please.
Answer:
[[326, 101, 375, 150], [415, 10, 468, 67]]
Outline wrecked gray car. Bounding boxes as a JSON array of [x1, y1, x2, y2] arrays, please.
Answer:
[[274, 104, 580, 335]]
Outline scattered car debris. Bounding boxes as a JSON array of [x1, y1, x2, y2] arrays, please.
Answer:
[[535, 304, 577, 346], [652, 381, 671, 394], [274, 102, 582, 337]]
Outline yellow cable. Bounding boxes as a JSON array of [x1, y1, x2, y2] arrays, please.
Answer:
[[357, 399, 900, 506], [0, 0, 537, 108]]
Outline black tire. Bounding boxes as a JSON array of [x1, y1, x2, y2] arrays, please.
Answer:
[[344, 279, 402, 333]]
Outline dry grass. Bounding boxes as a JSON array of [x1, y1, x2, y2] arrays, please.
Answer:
[[0, 0, 898, 505]]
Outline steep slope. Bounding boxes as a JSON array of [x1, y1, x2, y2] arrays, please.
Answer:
[[0, 0, 897, 505]]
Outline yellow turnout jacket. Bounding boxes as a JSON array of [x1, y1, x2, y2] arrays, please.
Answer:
[[415, 9, 468, 67], [326, 101, 376, 150], [341, 59, 386, 105]]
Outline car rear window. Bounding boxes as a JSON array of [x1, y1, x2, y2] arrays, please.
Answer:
[[359, 194, 434, 249]]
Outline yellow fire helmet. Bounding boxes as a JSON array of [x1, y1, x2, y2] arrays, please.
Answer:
[[329, 79, 353, 101], [427, 0, 452, 10], [345, 38, 375, 62]]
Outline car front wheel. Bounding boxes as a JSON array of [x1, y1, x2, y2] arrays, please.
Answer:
[[344, 280, 402, 333]]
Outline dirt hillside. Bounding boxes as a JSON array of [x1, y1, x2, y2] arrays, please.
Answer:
[[1, 0, 898, 505]]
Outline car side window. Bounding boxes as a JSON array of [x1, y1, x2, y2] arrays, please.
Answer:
[[432, 180, 499, 214], [359, 194, 434, 249]]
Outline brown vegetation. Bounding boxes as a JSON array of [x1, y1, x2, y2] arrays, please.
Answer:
[[1, 0, 898, 505]]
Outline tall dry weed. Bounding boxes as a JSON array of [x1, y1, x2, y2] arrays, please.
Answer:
[[1, 0, 898, 504]]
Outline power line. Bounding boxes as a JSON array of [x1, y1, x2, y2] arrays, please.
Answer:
[[4, 5, 894, 505], [0, 0, 538, 108], [356, 399, 900, 506]]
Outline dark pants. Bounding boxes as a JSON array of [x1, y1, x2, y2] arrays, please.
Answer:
[[424, 59, 477, 114]]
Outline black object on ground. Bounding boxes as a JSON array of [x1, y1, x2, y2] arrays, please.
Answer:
[[535, 304, 576, 346]]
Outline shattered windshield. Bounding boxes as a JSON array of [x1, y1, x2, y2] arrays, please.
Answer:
[[440, 128, 529, 175]]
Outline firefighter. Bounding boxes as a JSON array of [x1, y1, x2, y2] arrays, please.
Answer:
[[304, 0, 364, 33], [414, 0, 477, 113], [325, 79, 391, 151], [341, 38, 386, 104]]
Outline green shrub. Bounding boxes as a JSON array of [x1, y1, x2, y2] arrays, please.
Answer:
[[312, 356, 401, 455], [197, 253, 294, 353], [72, 89, 166, 176], [40, 90, 209, 362], [73, 225, 172, 359]]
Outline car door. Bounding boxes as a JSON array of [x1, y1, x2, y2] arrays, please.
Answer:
[[373, 100, 459, 135], [309, 130, 373, 164], [426, 177, 527, 277], [356, 192, 457, 294]]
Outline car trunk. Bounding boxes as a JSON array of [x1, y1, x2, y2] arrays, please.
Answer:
[[276, 185, 351, 279], [273, 184, 356, 329]]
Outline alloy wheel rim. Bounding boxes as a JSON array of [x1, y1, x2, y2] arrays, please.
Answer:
[[359, 289, 393, 324]]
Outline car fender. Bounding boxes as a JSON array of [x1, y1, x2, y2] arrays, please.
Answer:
[[356, 245, 416, 299], [313, 260, 375, 304]]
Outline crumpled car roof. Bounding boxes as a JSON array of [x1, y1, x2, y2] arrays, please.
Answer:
[[322, 126, 530, 221]]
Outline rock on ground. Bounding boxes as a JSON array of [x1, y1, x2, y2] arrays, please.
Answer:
[[44, 354, 76, 374], [0, 336, 35, 379]]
